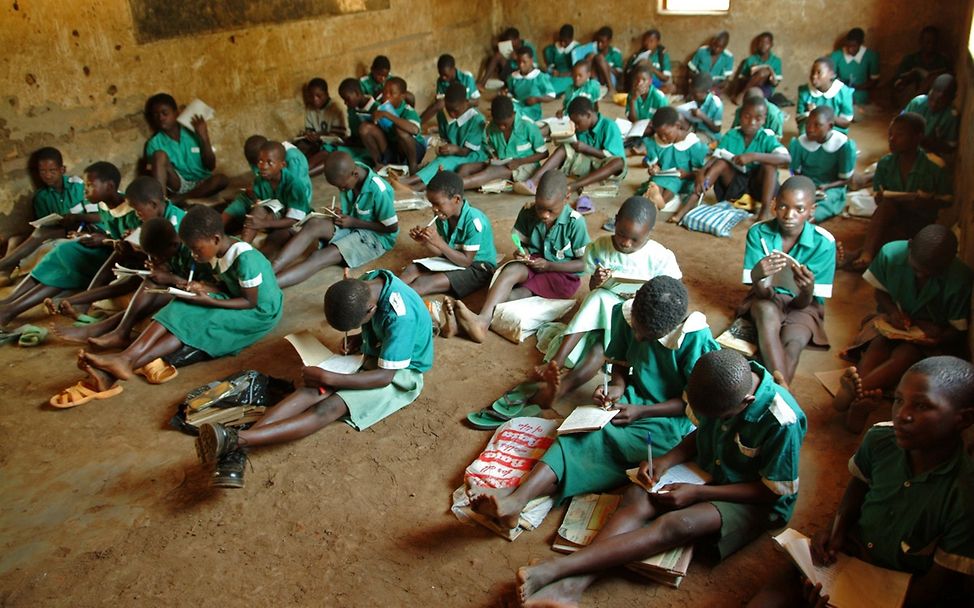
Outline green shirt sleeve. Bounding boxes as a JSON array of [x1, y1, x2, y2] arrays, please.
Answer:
[[235, 250, 266, 289], [839, 138, 857, 179], [568, 214, 591, 258], [757, 397, 804, 496]]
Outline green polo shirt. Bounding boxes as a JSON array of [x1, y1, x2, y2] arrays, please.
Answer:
[[436, 107, 487, 161], [435, 69, 481, 100], [513, 202, 590, 264], [796, 81, 855, 133], [341, 164, 399, 250], [830, 47, 880, 104], [743, 219, 836, 303], [485, 114, 547, 161], [738, 52, 784, 91], [254, 168, 313, 221], [689, 92, 725, 141], [732, 99, 784, 138], [688, 46, 734, 82], [713, 127, 788, 174], [626, 48, 672, 79], [863, 240, 972, 331], [144, 127, 212, 182], [358, 269, 434, 372], [849, 423, 974, 575], [630, 87, 669, 121], [359, 73, 388, 100], [562, 79, 603, 114], [347, 97, 378, 139], [506, 69, 556, 121], [688, 361, 807, 525], [643, 132, 709, 195], [578, 113, 625, 159], [435, 200, 497, 266], [601, 46, 624, 71], [33, 175, 87, 218], [873, 151, 950, 195], [378, 100, 424, 145], [904, 95, 959, 149]]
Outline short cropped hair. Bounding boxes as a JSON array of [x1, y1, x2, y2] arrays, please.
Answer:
[[617, 196, 657, 230], [386, 76, 407, 94], [84, 161, 120, 188], [778, 176, 816, 201], [814, 56, 836, 73], [742, 94, 767, 113], [515, 46, 534, 59], [536, 171, 567, 201], [631, 276, 688, 337], [910, 224, 958, 270], [146, 92, 177, 112], [595, 26, 613, 39], [34, 146, 64, 166], [567, 95, 594, 116], [809, 105, 835, 123], [338, 78, 362, 97], [444, 82, 468, 105], [691, 72, 713, 92], [244, 134, 268, 165], [651, 106, 680, 130], [140, 216, 178, 257], [437, 54, 456, 71], [178, 205, 224, 245], [371, 55, 391, 72], [687, 349, 753, 417], [427, 170, 464, 199], [491, 95, 515, 121], [260, 140, 286, 162], [126, 175, 164, 205], [324, 151, 356, 184], [714, 31, 730, 44], [500, 27, 520, 40], [558, 24, 574, 40], [846, 27, 865, 43], [907, 356, 974, 410], [307, 77, 328, 93], [324, 279, 372, 331], [893, 111, 926, 135], [757, 31, 774, 42]]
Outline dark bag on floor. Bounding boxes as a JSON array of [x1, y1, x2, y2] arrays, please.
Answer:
[[169, 369, 293, 435]]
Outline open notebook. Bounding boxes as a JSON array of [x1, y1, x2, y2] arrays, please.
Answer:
[[556, 406, 619, 435], [284, 330, 364, 374]]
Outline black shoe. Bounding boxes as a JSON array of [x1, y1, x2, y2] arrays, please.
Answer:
[[212, 449, 247, 489], [195, 422, 239, 464]]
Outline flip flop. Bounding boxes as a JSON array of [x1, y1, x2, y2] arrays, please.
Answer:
[[0, 327, 24, 345], [72, 313, 104, 327], [601, 218, 616, 233], [135, 358, 179, 384], [49, 381, 124, 409], [575, 195, 594, 215], [465, 404, 542, 430], [17, 324, 48, 347], [490, 382, 539, 418]]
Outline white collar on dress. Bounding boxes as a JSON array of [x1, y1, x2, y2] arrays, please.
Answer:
[[448, 107, 480, 127], [621, 303, 709, 350], [554, 41, 578, 54], [213, 240, 253, 272], [797, 130, 848, 153], [843, 46, 867, 63], [511, 68, 542, 80], [99, 200, 133, 218], [653, 131, 700, 152], [808, 79, 844, 99]]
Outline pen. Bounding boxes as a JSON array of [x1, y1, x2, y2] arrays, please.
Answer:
[[511, 233, 525, 255], [426, 216, 438, 227], [646, 432, 654, 482], [343, 332, 348, 354], [187, 262, 195, 284], [601, 362, 610, 407]]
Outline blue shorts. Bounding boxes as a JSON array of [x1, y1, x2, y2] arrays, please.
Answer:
[[329, 228, 388, 268]]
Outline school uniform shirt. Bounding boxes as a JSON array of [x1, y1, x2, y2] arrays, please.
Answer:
[[643, 132, 709, 195], [304, 98, 347, 136], [435, 69, 481, 100], [849, 422, 974, 575], [687, 92, 724, 141], [830, 47, 880, 105], [506, 69, 556, 121], [796, 80, 855, 133], [903, 95, 959, 150], [341, 164, 399, 250], [731, 99, 785, 138], [358, 268, 434, 372], [435, 200, 497, 266], [543, 41, 578, 74], [513, 203, 590, 264], [485, 114, 547, 161], [579, 113, 625, 160], [583, 235, 682, 279], [33, 175, 88, 218], [600, 47, 624, 72], [347, 97, 378, 139], [627, 48, 672, 81], [630, 87, 669, 121], [863, 240, 972, 331], [743, 219, 836, 303], [436, 107, 488, 162], [873, 151, 950, 195], [505, 40, 538, 73], [688, 46, 735, 82], [738, 52, 784, 90], [144, 127, 212, 182], [359, 73, 388, 100], [687, 360, 807, 525], [251, 166, 313, 222], [713, 127, 788, 174], [788, 131, 857, 221], [380, 101, 425, 146], [562, 79, 603, 114]]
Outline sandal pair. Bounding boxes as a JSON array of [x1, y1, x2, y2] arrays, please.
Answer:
[[49, 381, 123, 408], [0, 324, 48, 347], [466, 382, 542, 430]]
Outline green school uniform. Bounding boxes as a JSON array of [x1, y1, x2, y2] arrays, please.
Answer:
[[713, 127, 789, 174], [602, 47, 624, 72], [540, 306, 717, 501], [873, 151, 950, 197], [562, 79, 603, 114], [359, 73, 388, 100], [627, 48, 672, 81], [642, 132, 708, 195], [342, 164, 399, 251], [849, 423, 974, 575], [505, 40, 538, 73], [732, 99, 785, 138], [688, 46, 735, 82], [688, 360, 807, 525], [144, 127, 212, 183], [687, 92, 724, 141], [513, 202, 590, 264], [630, 87, 669, 121], [485, 114, 547, 161], [347, 97, 378, 139], [225, 160, 313, 221], [744, 219, 836, 303], [359, 269, 434, 372], [154, 241, 282, 357], [788, 131, 858, 222], [895, 52, 951, 82], [904, 95, 959, 150], [738, 52, 784, 91], [415, 108, 488, 184], [863, 240, 972, 331], [435, 69, 481, 100], [830, 47, 880, 104], [506, 69, 556, 121], [543, 42, 577, 95], [380, 100, 425, 146], [796, 80, 855, 134], [579, 113, 625, 159], [33, 175, 87, 218], [435, 200, 497, 266]]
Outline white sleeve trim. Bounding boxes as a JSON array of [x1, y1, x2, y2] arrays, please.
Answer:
[[838, 170, 854, 178], [239, 275, 263, 288], [464, 142, 482, 151], [380, 215, 399, 226], [460, 244, 480, 251], [839, 114, 854, 121], [861, 269, 886, 292], [285, 208, 307, 221], [848, 455, 869, 483], [378, 358, 410, 370], [742, 268, 754, 285], [813, 283, 833, 298], [763, 477, 799, 496]]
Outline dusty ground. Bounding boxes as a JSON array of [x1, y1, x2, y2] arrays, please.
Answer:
[[0, 99, 895, 607]]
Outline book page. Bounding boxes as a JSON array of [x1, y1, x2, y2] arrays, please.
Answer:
[[557, 406, 619, 434], [498, 40, 515, 59], [415, 256, 467, 272], [125, 227, 142, 246], [830, 554, 910, 608], [177, 98, 215, 130], [112, 263, 151, 277], [29, 213, 63, 228], [284, 330, 334, 367], [814, 369, 846, 397], [873, 318, 927, 342], [318, 354, 365, 375], [557, 493, 621, 546], [626, 119, 651, 138], [614, 118, 634, 135], [626, 462, 712, 493]]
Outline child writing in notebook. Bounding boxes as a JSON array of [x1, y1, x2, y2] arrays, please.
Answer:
[[625, 29, 673, 93], [687, 31, 734, 91], [750, 356, 974, 608], [194, 270, 433, 488], [683, 73, 724, 144], [419, 54, 481, 125], [796, 57, 854, 134], [506, 46, 557, 122], [904, 74, 959, 158], [639, 107, 709, 221], [399, 171, 496, 299], [468, 277, 716, 529], [360, 77, 427, 175], [736, 176, 836, 387], [830, 28, 880, 105], [542, 24, 578, 96], [515, 349, 806, 607], [788, 107, 858, 223], [834, 225, 972, 433], [732, 31, 783, 104], [454, 172, 589, 343]]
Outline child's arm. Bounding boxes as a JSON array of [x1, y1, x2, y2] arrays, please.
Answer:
[[636, 430, 698, 486], [410, 226, 476, 268], [191, 116, 217, 171], [593, 362, 628, 407], [610, 397, 686, 425], [520, 255, 585, 274], [303, 366, 397, 391], [181, 283, 259, 310], [245, 213, 298, 232], [335, 213, 397, 234], [810, 477, 868, 565], [507, 150, 548, 169], [690, 108, 719, 133], [373, 110, 420, 135], [732, 150, 790, 168]]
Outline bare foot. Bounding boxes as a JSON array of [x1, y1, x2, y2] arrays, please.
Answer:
[[454, 300, 488, 343], [524, 576, 592, 608], [82, 350, 135, 381], [846, 389, 883, 434], [468, 486, 522, 530], [532, 361, 564, 409], [771, 370, 790, 390], [517, 562, 560, 606], [60, 300, 81, 320], [441, 298, 458, 339], [43, 297, 60, 316], [77, 352, 118, 392], [388, 175, 420, 199], [645, 182, 666, 210], [88, 329, 131, 350], [850, 252, 873, 273], [832, 367, 861, 412], [52, 322, 102, 344]]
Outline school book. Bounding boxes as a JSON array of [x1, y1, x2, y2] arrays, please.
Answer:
[[145, 286, 197, 297], [716, 317, 758, 356], [873, 318, 927, 342], [497, 40, 515, 59], [185, 404, 266, 428], [772, 528, 910, 608], [255, 198, 285, 215], [480, 179, 513, 194], [580, 182, 620, 198], [29, 213, 63, 228], [599, 272, 645, 296], [177, 98, 215, 130], [814, 369, 846, 397], [284, 330, 364, 375], [293, 211, 332, 228], [111, 263, 151, 278], [570, 41, 598, 66], [542, 117, 576, 142], [614, 118, 652, 139], [625, 462, 712, 493], [414, 257, 467, 272], [556, 406, 619, 435]]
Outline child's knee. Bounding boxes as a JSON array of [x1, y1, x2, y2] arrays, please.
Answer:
[[654, 509, 705, 545], [606, 157, 624, 176], [750, 300, 781, 324], [358, 122, 379, 139], [150, 150, 171, 166], [312, 395, 344, 419]]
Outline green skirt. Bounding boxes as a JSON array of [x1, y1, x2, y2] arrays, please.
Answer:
[[153, 294, 283, 358], [29, 240, 112, 290], [415, 151, 488, 184]]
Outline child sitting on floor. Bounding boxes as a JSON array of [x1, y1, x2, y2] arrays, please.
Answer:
[[454, 96, 548, 192], [698, 96, 791, 221], [834, 225, 972, 433], [830, 28, 880, 105], [732, 86, 785, 138], [639, 107, 708, 222], [514, 348, 806, 607], [687, 31, 734, 91], [626, 64, 669, 124], [360, 77, 427, 175], [482, 27, 537, 84], [737, 176, 836, 387], [337, 78, 379, 165], [399, 171, 496, 298], [542, 24, 578, 96], [892, 26, 952, 105], [454, 172, 589, 343], [788, 106, 858, 223], [903, 74, 959, 158], [732, 31, 783, 104], [194, 269, 433, 488], [558, 60, 601, 119], [750, 356, 974, 608], [683, 73, 724, 144], [144, 93, 228, 204], [50, 206, 283, 408], [796, 57, 854, 134], [590, 26, 624, 95], [625, 29, 673, 93], [468, 276, 714, 526], [271, 152, 397, 288], [506, 46, 557, 123], [419, 54, 481, 125], [294, 77, 347, 164], [359, 55, 391, 101]]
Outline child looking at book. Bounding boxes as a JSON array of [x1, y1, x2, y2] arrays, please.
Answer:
[[830, 28, 880, 105], [468, 276, 716, 529], [454, 172, 589, 343], [515, 349, 806, 607], [337, 78, 379, 164], [788, 107, 858, 223], [194, 270, 433, 488], [359, 55, 391, 101], [294, 77, 347, 162], [834, 225, 972, 433], [796, 57, 854, 134], [639, 107, 708, 222], [732, 32, 783, 104], [360, 77, 427, 174], [398, 171, 496, 298], [482, 27, 536, 84], [506, 46, 557, 122], [750, 356, 974, 608], [558, 61, 601, 119], [737, 176, 836, 387], [732, 87, 785, 138], [542, 24, 578, 96], [419, 54, 481, 125], [683, 73, 724, 144], [271, 152, 397, 288], [903, 74, 959, 158], [687, 31, 734, 91], [625, 29, 673, 93]]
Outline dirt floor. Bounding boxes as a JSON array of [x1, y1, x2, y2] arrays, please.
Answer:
[[0, 98, 897, 607]]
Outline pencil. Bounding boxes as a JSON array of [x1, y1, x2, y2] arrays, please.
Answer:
[[426, 216, 437, 227]]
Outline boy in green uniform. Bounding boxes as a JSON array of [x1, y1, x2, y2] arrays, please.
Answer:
[[738, 177, 836, 387], [506, 46, 557, 122], [419, 54, 481, 125], [399, 171, 496, 298], [639, 107, 708, 222], [892, 26, 952, 105], [358, 55, 390, 101], [558, 61, 601, 118], [626, 65, 669, 123], [732, 87, 785, 138], [752, 356, 974, 607], [194, 269, 434, 488], [468, 276, 715, 528], [144, 93, 228, 204], [684, 73, 724, 144], [542, 24, 577, 96], [590, 26, 624, 95], [514, 349, 806, 607], [360, 77, 427, 175], [482, 27, 537, 84], [625, 29, 673, 93], [834, 225, 972, 432], [688, 31, 734, 91], [732, 31, 783, 103], [338, 78, 379, 155], [455, 172, 589, 343], [796, 57, 854, 134], [272, 152, 398, 288], [830, 28, 880, 105], [455, 96, 549, 191], [698, 96, 790, 221], [903, 74, 959, 158], [789, 107, 858, 223], [515, 97, 626, 198]]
